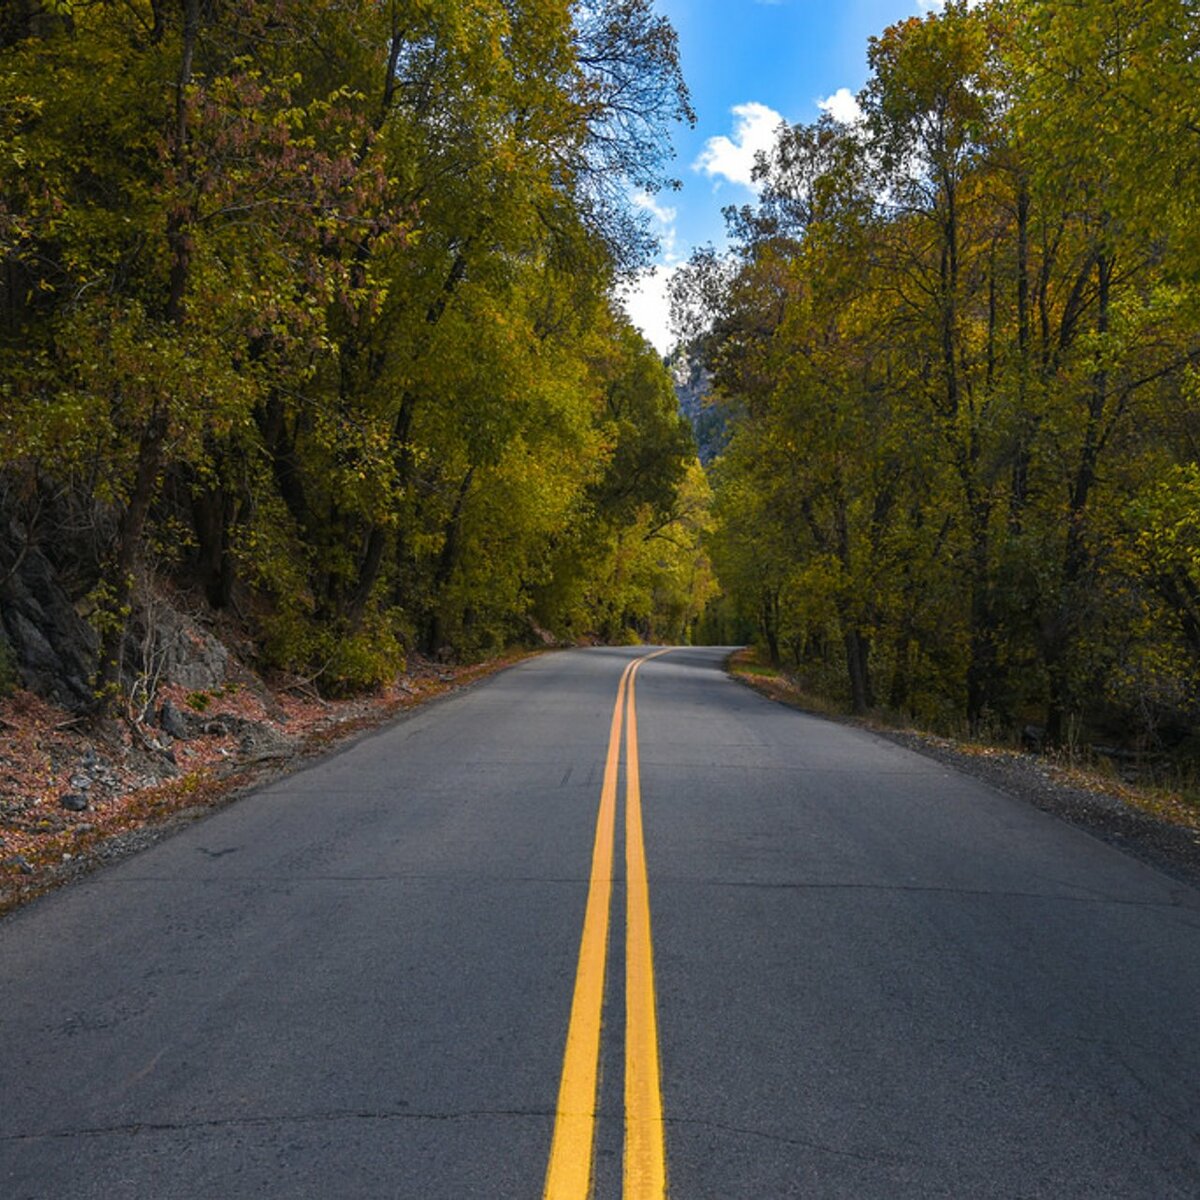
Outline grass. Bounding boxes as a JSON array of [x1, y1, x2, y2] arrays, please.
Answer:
[[726, 648, 844, 718]]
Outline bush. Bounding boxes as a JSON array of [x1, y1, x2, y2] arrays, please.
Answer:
[[261, 605, 408, 696]]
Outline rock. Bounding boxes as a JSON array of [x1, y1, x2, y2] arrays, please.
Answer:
[[3, 855, 34, 875], [158, 700, 191, 740], [203, 719, 230, 737], [59, 793, 88, 812], [0, 522, 99, 709], [131, 606, 228, 692], [69, 774, 92, 792]]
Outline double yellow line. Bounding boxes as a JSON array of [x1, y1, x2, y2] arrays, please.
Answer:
[[544, 649, 672, 1200]]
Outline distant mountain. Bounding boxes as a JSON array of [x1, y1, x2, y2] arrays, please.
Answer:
[[670, 350, 727, 465]]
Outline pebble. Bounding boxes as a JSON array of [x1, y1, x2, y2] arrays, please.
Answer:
[[59, 793, 89, 812]]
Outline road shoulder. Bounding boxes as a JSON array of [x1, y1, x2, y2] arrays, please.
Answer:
[[727, 650, 1200, 892]]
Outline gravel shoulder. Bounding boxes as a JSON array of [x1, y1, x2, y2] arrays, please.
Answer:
[[729, 659, 1200, 892], [871, 727, 1200, 891]]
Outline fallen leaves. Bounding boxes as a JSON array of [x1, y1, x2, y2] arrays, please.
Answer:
[[0, 650, 534, 916]]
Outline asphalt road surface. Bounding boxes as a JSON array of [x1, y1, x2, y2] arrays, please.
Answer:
[[2, 646, 1199, 1198]]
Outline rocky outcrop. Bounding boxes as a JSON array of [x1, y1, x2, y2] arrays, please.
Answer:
[[1, 517, 238, 713], [670, 350, 726, 465], [0, 521, 98, 709], [125, 603, 230, 694]]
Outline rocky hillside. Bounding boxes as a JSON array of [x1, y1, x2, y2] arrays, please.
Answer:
[[671, 350, 727, 466]]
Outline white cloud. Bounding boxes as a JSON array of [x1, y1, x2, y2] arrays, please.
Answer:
[[818, 86, 863, 126], [618, 264, 680, 357], [693, 102, 785, 191], [631, 190, 678, 260]]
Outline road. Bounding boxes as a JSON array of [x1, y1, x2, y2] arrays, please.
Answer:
[[2, 645, 1199, 1198]]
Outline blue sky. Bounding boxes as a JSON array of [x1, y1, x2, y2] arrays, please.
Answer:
[[621, 0, 941, 352]]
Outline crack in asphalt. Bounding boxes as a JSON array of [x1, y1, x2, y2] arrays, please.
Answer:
[[6, 1110, 924, 1171], [1, 1107, 553, 1142], [663, 1113, 918, 1165], [87, 875, 1200, 922], [1108, 1051, 1200, 1150]]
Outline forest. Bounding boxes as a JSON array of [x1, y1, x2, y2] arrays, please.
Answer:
[[681, 0, 1200, 756], [5, 0, 1200, 768], [0, 0, 714, 714]]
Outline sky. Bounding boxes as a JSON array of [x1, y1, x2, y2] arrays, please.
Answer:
[[619, 0, 944, 354]]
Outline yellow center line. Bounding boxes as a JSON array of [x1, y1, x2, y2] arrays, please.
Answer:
[[624, 652, 669, 1198], [544, 655, 636, 1200], [543, 649, 672, 1200]]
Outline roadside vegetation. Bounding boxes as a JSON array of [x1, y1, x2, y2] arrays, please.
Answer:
[[0, 0, 721, 906], [680, 0, 1200, 783]]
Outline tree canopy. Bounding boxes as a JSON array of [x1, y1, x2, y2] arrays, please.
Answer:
[[0, 0, 707, 707]]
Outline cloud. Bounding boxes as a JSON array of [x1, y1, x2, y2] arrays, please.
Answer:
[[693, 102, 786, 191], [818, 86, 863, 126], [618, 264, 680, 357], [630, 190, 678, 261]]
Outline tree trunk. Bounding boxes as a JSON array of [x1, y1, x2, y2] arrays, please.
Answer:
[[95, 415, 167, 702], [190, 480, 237, 609], [965, 487, 994, 731], [95, 0, 199, 709], [844, 627, 873, 715], [422, 467, 475, 653], [888, 632, 911, 713], [760, 587, 781, 666], [1045, 248, 1112, 743], [256, 392, 311, 534], [1010, 177, 1033, 528]]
